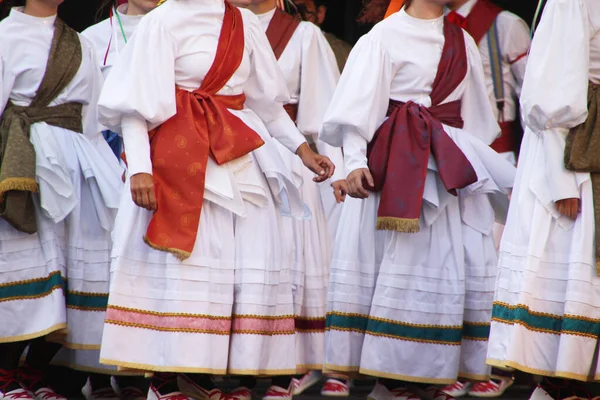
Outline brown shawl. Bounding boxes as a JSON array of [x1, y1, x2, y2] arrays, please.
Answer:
[[0, 18, 83, 234], [564, 81, 600, 274]]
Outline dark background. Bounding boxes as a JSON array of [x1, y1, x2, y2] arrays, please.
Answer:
[[58, 0, 541, 42]]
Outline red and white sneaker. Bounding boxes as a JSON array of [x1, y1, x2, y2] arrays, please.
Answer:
[[320, 379, 350, 397], [176, 375, 224, 400], [147, 385, 191, 400], [468, 378, 514, 398], [422, 386, 456, 400], [32, 387, 67, 400], [368, 382, 419, 400], [292, 371, 321, 395], [117, 387, 147, 400], [440, 382, 473, 398], [82, 379, 119, 400], [227, 387, 252, 400], [262, 384, 293, 400], [0, 388, 35, 400], [528, 386, 557, 400]]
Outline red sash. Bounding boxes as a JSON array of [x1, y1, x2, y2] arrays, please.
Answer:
[[492, 121, 522, 154], [465, 0, 503, 44], [366, 20, 477, 233], [144, 2, 264, 260], [265, 8, 301, 60]]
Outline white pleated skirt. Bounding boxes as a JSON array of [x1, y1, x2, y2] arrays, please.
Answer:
[[0, 124, 121, 358], [487, 130, 600, 382], [324, 127, 515, 384], [100, 154, 299, 375]]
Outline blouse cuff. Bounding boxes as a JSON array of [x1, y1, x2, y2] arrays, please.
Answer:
[[543, 127, 580, 201], [316, 139, 345, 182], [122, 114, 153, 176], [264, 109, 307, 154], [343, 128, 368, 176]]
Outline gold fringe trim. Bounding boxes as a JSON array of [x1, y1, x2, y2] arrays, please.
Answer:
[[0, 177, 38, 196], [143, 236, 191, 261], [596, 260, 600, 276], [376, 217, 420, 233]]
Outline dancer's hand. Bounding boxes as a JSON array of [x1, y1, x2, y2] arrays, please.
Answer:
[[130, 173, 157, 211], [347, 168, 374, 199], [555, 198, 580, 220], [332, 180, 348, 203], [296, 143, 335, 182]]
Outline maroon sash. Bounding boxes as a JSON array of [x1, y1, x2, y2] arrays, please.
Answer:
[[265, 8, 301, 60], [465, 0, 503, 43], [366, 19, 477, 233]]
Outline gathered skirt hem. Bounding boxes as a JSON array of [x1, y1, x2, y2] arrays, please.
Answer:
[[486, 358, 595, 383], [0, 323, 67, 344]]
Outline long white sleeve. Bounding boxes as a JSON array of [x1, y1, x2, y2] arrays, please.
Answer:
[[501, 14, 530, 98], [319, 30, 393, 148], [342, 129, 368, 176], [461, 34, 501, 145], [521, 0, 593, 201], [243, 12, 306, 154], [0, 54, 13, 115]]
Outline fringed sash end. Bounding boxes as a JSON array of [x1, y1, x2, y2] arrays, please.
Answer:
[[0, 177, 39, 198], [376, 217, 420, 233], [143, 236, 191, 261]]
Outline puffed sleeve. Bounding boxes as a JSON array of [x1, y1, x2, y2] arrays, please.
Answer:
[[97, 15, 177, 176], [241, 10, 307, 154], [79, 36, 105, 141], [296, 22, 345, 182], [521, 0, 593, 202], [461, 33, 501, 145], [319, 30, 393, 175], [0, 53, 15, 116]]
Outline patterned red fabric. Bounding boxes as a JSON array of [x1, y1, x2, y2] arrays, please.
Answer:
[[367, 19, 477, 232], [144, 2, 264, 259], [265, 8, 301, 60]]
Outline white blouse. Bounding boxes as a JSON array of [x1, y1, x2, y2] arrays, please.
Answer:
[[98, 0, 306, 178], [82, 4, 145, 78], [0, 8, 103, 140], [454, 0, 530, 123], [320, 9, 499, 176], [519, 0, 600, 202], [256, 8, 345, 182], [0, 7, 121, 225]]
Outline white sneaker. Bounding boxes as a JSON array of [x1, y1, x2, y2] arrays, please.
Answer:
[[292, 372, 321, 395], [468, 378, 514, 398], [320, 379, 350, 397], [528, 386, 557, 400], [369, 382, 420, 400], [262, 384, 293, 400], [421, 386, 456, 400], [0, 388, 35, 400], [147, 385, 191, 400], [32, 387, 68, 400], [176, 376, 223, 400], [227, 387, 252, 400], [440, 382, 473, 398], [82, 378, 120, 400]]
